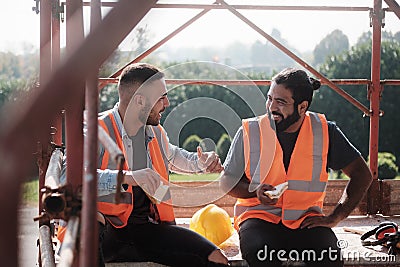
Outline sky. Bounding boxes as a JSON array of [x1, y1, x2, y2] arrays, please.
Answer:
[[1, 0, 399, 54]]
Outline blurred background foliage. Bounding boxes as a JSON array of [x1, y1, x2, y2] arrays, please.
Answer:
[[1, 28, 399, 179]]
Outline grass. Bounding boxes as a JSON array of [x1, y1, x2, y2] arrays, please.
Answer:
[[21, 178, 39, 205], [170, 173, 219, 182]]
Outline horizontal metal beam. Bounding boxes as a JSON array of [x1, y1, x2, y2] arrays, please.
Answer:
[[99, 78, 372, 86], [153, 3, 371, 12], [380, 79, 400, 85], [78, 2, 372, 12]]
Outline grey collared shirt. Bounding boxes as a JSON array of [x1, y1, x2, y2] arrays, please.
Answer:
[[97, 103, 205, 196]]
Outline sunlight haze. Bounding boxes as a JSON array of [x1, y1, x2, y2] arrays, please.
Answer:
[[1, 0, 399, 54]]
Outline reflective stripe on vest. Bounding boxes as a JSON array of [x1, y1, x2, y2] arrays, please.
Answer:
[[151, 125, 171, 175], [283, 206, 323, 221], [99, 115, 119, 169], [97, 111, 175, 227], [248, 119, 261, 184], [236, 112, 328, 229], [234, 203, 282, 218], [287, 112, 327, 193], [244, 115, 276, 192]]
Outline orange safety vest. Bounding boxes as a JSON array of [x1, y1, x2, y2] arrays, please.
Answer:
[[97, 110, 175, 228], [234, 112, 329, 230]]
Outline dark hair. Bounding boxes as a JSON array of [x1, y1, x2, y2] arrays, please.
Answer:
[[119, 63, 164, 88], [272, 68, 320, 108]]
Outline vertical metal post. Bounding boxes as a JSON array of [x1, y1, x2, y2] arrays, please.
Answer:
[[65, 0, 85, 266], [80, 0, 101, 266], [0, 0, 163, 265], [65, 0, 84, 189], [39, 0, 53, 223], [367, 0, 382, 214], [52, 0, 63, 146]]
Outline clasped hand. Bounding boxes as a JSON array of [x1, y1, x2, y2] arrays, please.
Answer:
[[197, 146, 224, 173]]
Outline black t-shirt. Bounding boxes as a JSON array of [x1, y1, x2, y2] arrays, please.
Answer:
[[277, 121, 361, 172], [127, 127, 153, 224]]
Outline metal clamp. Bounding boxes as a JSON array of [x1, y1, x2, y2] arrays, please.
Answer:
[[32, 0, 40, 14]]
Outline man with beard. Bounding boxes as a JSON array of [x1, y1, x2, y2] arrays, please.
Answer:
[[219, 68, 373, 267], [91, 63, 228, 266]]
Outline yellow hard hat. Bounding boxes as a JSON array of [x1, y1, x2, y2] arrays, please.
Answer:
[[189, 204, 234, 246]]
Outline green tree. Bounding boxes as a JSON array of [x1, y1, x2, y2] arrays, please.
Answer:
[[395, 31, 400, 42], [313, 29, 349, 66], [0, 50, 39, 110], [368, 152, 399, 179], [160, 61, 267, 148], [356, 30, 398, 46], [182, 134, 202, 152], [216, 133, 232, 163], [315, 38, 400, 163]]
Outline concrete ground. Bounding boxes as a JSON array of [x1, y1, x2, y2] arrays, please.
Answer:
[[18, 205, 400, 267], [18, 204, 39, 267]]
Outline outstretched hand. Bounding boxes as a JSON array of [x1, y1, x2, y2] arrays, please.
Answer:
[[197, 146, 224, 173]]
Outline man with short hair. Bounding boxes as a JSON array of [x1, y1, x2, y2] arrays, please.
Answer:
[[95, 63, 228, 266], [220, 68, 373, 267]]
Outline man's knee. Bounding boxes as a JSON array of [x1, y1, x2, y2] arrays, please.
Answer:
[[97, 212, 106, 225], [207, 249, 228, 265]]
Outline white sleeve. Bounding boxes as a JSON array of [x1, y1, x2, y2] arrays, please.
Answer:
[[160, 127, 202, 174], [60, 149, 119, 197]]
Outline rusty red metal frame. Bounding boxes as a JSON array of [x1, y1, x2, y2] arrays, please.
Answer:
[[51, 0, 63, 147], [79, 0, 102, 265], [0, 0, 155, 265], [38, 0, 53, 223], [366, 0, 384, 214], [385, 0, 400, 18], [101, 78, 375, 86], [219, 0, 371, 116], [80, 1, 373, 11]]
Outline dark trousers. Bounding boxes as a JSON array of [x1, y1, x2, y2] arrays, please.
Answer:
[[98, 221, 227, 267], [238, 218, 344, 267]]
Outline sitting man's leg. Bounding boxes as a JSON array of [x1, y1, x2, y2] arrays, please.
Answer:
[[238, 218, 288, 267], [100, 220, 227, 267], [288, 226, 343, 267], [119, 223, 228, 267]]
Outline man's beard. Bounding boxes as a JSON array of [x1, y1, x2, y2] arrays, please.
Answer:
[[268, 108, 300, 132], [139, 103, 163, 126]]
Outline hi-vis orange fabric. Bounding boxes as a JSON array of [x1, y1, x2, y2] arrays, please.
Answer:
[[234, 112, 329, 230], [97, 110, 175, 228]]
